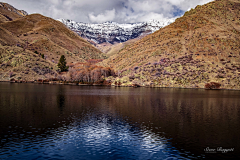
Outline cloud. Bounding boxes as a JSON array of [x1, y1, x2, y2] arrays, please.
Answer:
[[89, 9, 116, 23], [139, 12, 167, 22], [1, 0, 214, 23]]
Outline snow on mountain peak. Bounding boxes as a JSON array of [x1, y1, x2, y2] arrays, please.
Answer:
[[57, 18, 176, 44]]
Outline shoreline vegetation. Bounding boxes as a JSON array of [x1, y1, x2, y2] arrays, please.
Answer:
[[1, 79, 234, 90], [0, 54, 230, 90]]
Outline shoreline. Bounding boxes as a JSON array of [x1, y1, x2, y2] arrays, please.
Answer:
[[1, 80, 239, 91]]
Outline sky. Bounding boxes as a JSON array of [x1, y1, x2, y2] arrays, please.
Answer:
[[2, 0, 214, 23]]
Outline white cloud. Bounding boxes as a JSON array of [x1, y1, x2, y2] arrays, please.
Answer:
[[139, 12, 167, 22], [1, 0, 214, 23], [167, 0, 186, 5], [89, 9, 116, 23]]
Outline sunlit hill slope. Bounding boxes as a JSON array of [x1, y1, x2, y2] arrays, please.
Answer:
[[100, 0, 240, 89]]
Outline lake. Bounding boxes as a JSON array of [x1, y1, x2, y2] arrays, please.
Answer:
[[0, 83, 239, 159]]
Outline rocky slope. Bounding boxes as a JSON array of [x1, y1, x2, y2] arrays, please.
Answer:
[[58, 18, 176, 55], [0, 3, 105, 81], [100, 0, 240, 90], [0, 2, 28, 23], [58, 19, 175, 44]]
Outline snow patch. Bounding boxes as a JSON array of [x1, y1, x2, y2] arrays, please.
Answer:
[[57, 18, 176, 44]]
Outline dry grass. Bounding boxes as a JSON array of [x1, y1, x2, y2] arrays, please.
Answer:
[[0, 4, 106, 81], [0, 13, 106, 62], [99, 0, 240, 89], [0, 45, 58, 81]]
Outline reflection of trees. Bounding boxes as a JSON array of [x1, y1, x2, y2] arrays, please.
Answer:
[[57, 86, 65, 113]]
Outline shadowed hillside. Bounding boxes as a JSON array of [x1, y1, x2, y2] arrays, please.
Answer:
[[100, 0, 240, 89], [0, 3, 106, 81]]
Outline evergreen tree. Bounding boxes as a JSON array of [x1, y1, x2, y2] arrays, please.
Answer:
[[58, 55, 68, 72]]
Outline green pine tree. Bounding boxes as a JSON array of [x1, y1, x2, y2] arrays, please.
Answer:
[[57, 55, 68, 72]]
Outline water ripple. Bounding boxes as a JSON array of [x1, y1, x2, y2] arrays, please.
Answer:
[[1, 113, 188, 160], [1, 84, 239, 159]]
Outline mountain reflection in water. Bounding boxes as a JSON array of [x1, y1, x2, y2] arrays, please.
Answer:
[[0, 83, 239, 159]]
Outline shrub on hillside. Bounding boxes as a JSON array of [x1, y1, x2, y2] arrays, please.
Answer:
[[205, 82, 221, 89], [59, 62, 115, 83]]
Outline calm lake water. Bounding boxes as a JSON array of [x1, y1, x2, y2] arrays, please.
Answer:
[[0, 83, 239, 160]]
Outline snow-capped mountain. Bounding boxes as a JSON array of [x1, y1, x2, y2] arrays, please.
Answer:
[[57, 18, 176, 44]]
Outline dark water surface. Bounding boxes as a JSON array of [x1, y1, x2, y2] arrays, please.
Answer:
[[0, 83, 240, 159]]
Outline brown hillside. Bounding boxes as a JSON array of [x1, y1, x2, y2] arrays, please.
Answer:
[[0, 3, 106, 81], [0, 45, 58, 81], [100, 0, 240, 89], [0, 14, 106, 62]]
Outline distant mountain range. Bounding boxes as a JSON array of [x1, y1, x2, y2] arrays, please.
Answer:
[[57, 18, 176, 45]]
